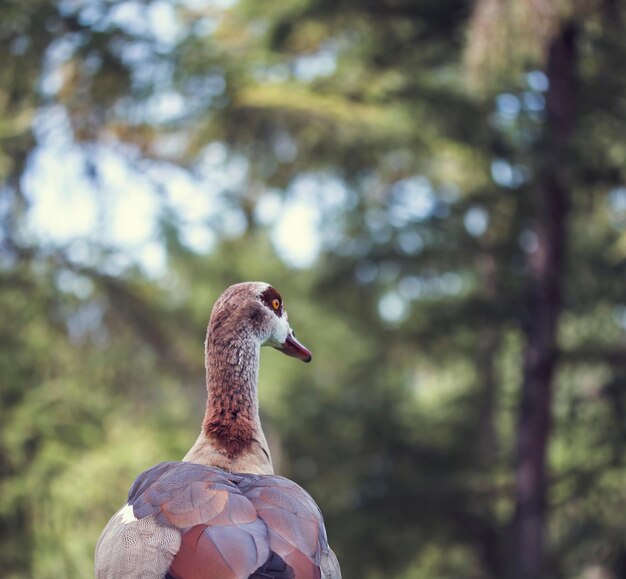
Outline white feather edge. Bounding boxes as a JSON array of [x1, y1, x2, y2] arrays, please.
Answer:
[[117, 503, 137, 525]]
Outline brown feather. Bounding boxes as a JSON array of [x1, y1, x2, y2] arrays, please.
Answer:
[[127, 462, 330, 579], [201, 287, 265, 459]]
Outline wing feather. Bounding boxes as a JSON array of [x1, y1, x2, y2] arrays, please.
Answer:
[[168, 517, 269, 579], [243, 477, 326, 579], [112, 461, 337, 579]]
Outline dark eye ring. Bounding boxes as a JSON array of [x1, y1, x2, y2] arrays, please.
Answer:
[[272, 298, 281, 310]]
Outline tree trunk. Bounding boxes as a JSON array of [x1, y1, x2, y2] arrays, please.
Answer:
[[509, 24, 577, 579], [476, 254, 500, 467]]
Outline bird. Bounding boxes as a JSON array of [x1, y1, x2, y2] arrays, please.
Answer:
[[94, 282, 341, 579]]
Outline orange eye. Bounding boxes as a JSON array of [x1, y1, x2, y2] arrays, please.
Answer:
[[272, 298, 281, 310]]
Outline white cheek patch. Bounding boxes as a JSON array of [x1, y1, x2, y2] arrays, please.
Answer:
[[273, 314, 290, 345], [118, 503, 137, 525], [262, 311, 290, 347]]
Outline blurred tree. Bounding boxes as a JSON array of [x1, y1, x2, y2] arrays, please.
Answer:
[[1, 1, 626, 579], [184, 1, 626, 578], [466, 2, 626, 577]]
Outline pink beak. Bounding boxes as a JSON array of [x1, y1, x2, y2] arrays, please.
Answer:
[[277, 331, 312, 363]]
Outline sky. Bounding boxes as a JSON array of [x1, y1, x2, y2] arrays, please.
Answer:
[[21, 116, 417, 325], [22, 0, 334, 276], [23, 106, 323, 275]]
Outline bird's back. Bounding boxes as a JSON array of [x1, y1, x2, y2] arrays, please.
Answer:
[[95, 461, 341, 579]]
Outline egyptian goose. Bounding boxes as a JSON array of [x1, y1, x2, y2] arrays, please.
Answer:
[[95, 282, 341, 579]]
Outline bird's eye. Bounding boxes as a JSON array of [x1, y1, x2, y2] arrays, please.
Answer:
[[272, 298, 281, 310]]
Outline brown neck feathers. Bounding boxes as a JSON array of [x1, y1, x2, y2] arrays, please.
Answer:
[[202, 309, 261, 459]]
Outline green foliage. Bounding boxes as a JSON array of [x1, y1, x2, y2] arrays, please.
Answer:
[[1, 1, 626, 578]]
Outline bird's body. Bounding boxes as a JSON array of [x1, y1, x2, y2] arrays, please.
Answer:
[[95, 282, 340, 579]]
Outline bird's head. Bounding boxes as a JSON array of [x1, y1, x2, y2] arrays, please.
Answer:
[[208, 282, 312, 363]]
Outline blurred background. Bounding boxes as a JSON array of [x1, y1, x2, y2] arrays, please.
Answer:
[[1, 0, 625, 578]]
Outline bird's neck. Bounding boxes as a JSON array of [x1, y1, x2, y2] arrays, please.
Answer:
[[203, 330, 261, 453], [184, 329, 273, 474]]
